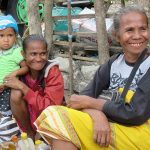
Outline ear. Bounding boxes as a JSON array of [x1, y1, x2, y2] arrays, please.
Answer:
[[112, 31, 120, 43]]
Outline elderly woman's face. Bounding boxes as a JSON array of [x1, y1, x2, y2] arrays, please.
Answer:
[[116, 11, 149, 58], [24, 40, 48, 71]]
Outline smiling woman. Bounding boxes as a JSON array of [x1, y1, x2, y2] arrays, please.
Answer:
[[34, 5, 150, 150], [4, 34, 64, 139], [114, 6, 149, 63], [22, 36, 48, 72]]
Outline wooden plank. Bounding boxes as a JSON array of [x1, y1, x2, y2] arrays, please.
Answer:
[[40, 0, 67, 2], [109, 46, 123, 51], [54, 31, 97, 37], [54, 41, 122, 52], [53, 41, 98, 48], [54, 0, 67, 2], [58, 54, 98, 62], [53, 14, 95, 20], [63, 0, 91, 5]]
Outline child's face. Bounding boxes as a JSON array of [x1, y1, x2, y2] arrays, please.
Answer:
[[23, 40, 48, 72], [116, 11, 149, 58], [0, 27, 16, 50]]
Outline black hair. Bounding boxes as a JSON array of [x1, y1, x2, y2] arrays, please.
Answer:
[[23, 34, 48, 52], [113, 5, 148, 32]]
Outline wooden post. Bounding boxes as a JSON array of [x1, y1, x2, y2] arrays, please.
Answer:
[[94, 0, 110, 64], [26, 0, 42, 35], [121, 0, 125, 7], [44, 0, 54, 56], [67, 0, 74, 95]]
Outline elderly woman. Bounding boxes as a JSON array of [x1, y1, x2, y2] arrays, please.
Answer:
[[4, 34, 64, 138], [34, 5, 150, 150]]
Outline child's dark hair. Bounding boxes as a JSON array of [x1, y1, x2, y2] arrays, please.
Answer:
[[23, 34, 48, 52]]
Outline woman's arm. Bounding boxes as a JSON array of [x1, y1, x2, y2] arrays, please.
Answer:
[[80, 54, 119, 97], [68, 71, 150, 126], [67, 94, 106, 110], [82, 109, 111, 147], [3, 76, 30, 94], [5, 60, 29, 78], [80, 61, 110, 98], [16, 60, 29, 76], [3, 66, 64, 117]]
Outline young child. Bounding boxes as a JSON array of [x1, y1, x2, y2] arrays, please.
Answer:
[[0, 15, 28, 117]]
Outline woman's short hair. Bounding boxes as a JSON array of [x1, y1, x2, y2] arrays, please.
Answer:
[[23, 34, 48, 52], [113, 5, 148, 32]]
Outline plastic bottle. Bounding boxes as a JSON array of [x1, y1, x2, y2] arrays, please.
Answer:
[[11, 135, 20, 150], [35, 140, 50, 150], [18, 132, 35, 150], [0, 141, 16, 150]]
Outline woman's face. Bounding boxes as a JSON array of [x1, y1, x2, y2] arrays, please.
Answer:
[[24, 40, 48, 72], [116, 11, 149, 61]]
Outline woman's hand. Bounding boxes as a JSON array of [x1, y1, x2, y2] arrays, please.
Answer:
[[3, 76, 22, 89], [83, 109, 111, 147], [3, 76, 29, 95], [93, 111, 111, 147], [67, 94, 91, 110]]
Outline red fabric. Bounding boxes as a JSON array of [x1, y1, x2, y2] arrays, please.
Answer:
[[22, 65, 64, 130]]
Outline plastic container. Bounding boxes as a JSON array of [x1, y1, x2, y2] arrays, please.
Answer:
[[11, 135, 20, 150], [18, 132, 35, 150], [52, 6, 82, 31], [35, 140, 50, 150], [0, 141, 16, 150]]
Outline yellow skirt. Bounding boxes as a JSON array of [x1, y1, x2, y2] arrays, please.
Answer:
[[34, 106, 150, 150]]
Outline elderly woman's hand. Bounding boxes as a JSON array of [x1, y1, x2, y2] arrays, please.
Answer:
[[67, 94, 92, 110], [83, 109, 111, 147], [93, 111, 111, 147]]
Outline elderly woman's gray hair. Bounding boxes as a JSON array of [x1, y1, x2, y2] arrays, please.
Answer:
[[113, 5, 148, 32]]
